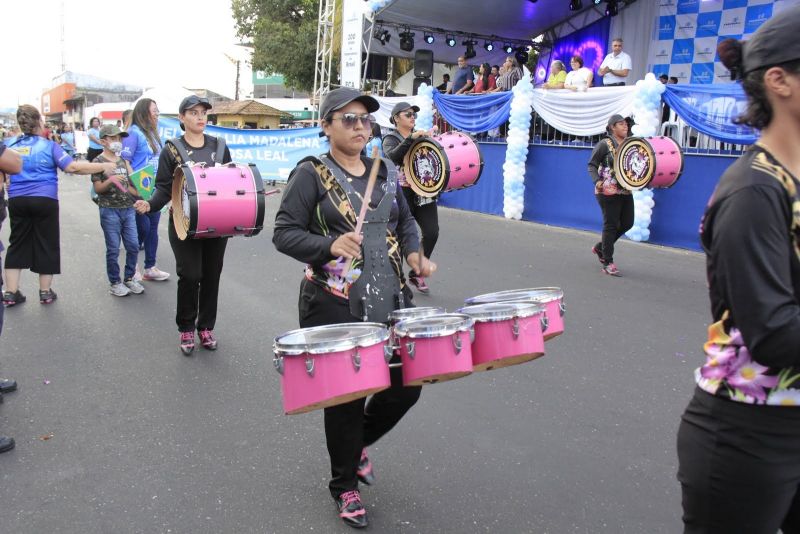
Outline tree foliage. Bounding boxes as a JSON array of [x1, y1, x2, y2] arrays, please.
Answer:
[[232, 0, 324, 92]]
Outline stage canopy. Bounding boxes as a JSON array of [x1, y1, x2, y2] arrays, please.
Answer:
[[370, 0, 607, 64]]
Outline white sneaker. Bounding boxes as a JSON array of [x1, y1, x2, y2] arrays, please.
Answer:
[[143, 267, 170, 281], [124, 279, 145, 294], [109, 283, 131, 297], [133, 267, 143, 282]]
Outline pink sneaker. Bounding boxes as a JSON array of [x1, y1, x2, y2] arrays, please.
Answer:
[[602, 263, 621, 276], [198, 329, 218, 350], [180, 331, 195, 355], [143, 267, 170, 281]]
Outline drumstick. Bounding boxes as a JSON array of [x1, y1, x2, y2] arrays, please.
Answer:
[[341, 146, 381, 278]]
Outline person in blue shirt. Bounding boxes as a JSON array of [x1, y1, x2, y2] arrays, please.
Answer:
[[121, 98, 170, 282], [59, 123, 75, 156], [2, 105, 115, 306], [448, 56, 475, 94], [87, 117, 103, 162]]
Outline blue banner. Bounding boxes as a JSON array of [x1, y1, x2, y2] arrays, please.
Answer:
[[431, 92, 514, 133], [157, 118, 328, 182], [662, 83, 758, 144]]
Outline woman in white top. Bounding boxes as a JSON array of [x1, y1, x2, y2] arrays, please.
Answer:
[[564, 55, 594, 92]]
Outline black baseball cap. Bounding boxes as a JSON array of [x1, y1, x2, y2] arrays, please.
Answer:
[[389, 102, 420, 124], [179, 95, 212, 114], [319, 88, 379, 121], [607, 114, 626, 128], [742, 5, 800, 75]]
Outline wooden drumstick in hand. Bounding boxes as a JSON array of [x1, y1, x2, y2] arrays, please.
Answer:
[[341, 146, 381, 278]]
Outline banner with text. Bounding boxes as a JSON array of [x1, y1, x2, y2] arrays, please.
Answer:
[[157, 118, 328, 182], [647, 0, 799, 84]]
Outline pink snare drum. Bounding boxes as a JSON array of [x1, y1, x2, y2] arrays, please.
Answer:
[[273, 323, 391, 415], [403, 131, 483, 198], [465, 287, 565, 341], [614, 136, 684, 191], [393, 314, 475, 386], [457, 301, 547, 371], [172, 162, 266, 240]]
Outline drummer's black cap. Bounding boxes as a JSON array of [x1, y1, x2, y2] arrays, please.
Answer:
[[607, 114, 626, 129], [389, 101, 420, 124], [742, 5, 800, 75], [318, 88, 380, 137], [179, 95, 212, 114]]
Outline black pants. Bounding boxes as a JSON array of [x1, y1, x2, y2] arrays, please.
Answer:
[[677, 388, 800, 534], [168, 223, 228, 332], [402, 188, 439, 261], [5, 196, 60, 274], [595, 193, 634, 264], [298, 279, 421, 498]]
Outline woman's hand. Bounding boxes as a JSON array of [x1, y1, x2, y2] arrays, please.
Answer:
[[331, 232, 363, 260], [407, 252, 437, 277], [134, 200, 151, 214]]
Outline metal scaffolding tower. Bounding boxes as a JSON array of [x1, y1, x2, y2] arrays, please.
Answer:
[[312, 0, 336, 114]]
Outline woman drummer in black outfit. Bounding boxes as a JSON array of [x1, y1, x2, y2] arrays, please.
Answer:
[[382, 101, 438, 293], [273, 88, 435, 529], [676, 7, 800, 532]]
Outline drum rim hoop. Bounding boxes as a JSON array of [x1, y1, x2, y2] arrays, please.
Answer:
[[388, 306, 446, 323], [457, 301, 545, 322], [394, 313, 475, 338], [274, 322, 390, 356], [465, 287, 564, 305]]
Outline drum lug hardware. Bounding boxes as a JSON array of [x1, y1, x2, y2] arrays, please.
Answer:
[[384, 344, 394, 363], [469, 163, 476, 168], [305, 357, 315, 376], [469, 327, 475, 344], [208, 190, 217, 196], [540, 315, 549, 332], [200, 173, 206, 179], [512, 317, 520, 340], [448, 144, 455, 149], [560, 301, 566, 316], [273, 355, 284, 375], [406, 341, 415, 359], [454, 166, 462, 171], [352, 348, 361, 372], [236, 189, 246, 195], [461, 141, 468, 146], [452, 334, 462, 354]]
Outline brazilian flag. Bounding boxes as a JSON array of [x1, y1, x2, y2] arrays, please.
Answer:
[[129, 165, 155, 200]]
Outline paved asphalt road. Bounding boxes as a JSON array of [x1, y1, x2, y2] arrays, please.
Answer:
[[0, 176, 708, 533]]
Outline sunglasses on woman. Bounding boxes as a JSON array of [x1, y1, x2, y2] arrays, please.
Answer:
[[399, 111, 417, 119], [330, 113, 375, 128]]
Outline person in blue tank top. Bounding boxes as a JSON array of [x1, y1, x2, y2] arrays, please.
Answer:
[[121, 98, 170, 282], [2, 105, 116, 306], [87, 117, 103, 162]]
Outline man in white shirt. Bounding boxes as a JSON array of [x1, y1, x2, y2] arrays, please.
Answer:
[[598, 38, 632, 86]]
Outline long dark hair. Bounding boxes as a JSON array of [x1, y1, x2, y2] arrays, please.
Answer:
[[718, 38, 800, 129], [17, 105, 41, 135], [131, 98, 161, 152], [480, 62, 491, 88]]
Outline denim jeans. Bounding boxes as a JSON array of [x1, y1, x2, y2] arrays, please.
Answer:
[[136, 211, 161, 269], [99, 207, 139, 284]]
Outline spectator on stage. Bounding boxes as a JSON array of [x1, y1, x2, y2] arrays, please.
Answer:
[[436, 73, 451, 92], [472, 62, 497, 93], [669, 76, 678, 84], [448, 56, 474, 94], [543, 60, 567, 89], [598, 38, 632, 86], [564, 55, 594, 92], [659, 74, 669, 84], [496, 56, 523, 92]]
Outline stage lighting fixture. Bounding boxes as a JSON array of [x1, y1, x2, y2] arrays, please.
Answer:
[[424, 32, 435, 44], [569, 0, 582, 10], [605, 0, 619, 16], [446, 34, 457, 47], [593, 0, 602, 4], [399, 29, 415, 52], [515, 47, 529, 65], [503, 43, 514, 54], [484, 41, 494, 52], [378, 29, 391, 45], [463, 39, 477, 59]]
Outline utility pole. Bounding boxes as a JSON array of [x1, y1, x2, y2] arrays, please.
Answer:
[[223, 53, 241, 100]]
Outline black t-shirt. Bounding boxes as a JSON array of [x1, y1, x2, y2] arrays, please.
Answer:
[[149, 134, 232, 212], [381, 130, 413, 167], [702, 143, 800, 368]]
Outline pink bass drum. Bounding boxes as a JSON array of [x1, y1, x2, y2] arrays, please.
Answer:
[[465, 287, 565, 341], [613, 136, 684, 191], [403, 131, 484, 198], [458, 301, 547, 371], [273, 323, 392, 415], [172, 162, 266, 240], [393, 313, 475, 386]]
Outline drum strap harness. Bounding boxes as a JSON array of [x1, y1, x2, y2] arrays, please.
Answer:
[[386, 130, 435, 207], [318, 154, 405, 322], [167, 135, 228, 167]]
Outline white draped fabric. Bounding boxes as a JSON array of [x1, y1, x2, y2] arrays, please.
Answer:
[[531, 86, 637, 136], [372, 96, 418, 128]]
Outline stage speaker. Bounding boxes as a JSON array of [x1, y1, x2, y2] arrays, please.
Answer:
[[365, 54, 389, 81], [413, 77, 432, 96], [414, 50, 434, 78]]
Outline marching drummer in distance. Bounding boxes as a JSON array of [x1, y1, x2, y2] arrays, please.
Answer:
[[134, 95, 232, 355], [272, 87, 435, 529], [382, 101, 438, 293], [587, 114, 633, 276]]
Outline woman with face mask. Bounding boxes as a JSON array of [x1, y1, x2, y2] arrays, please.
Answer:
[[2, 105, 117, 306]]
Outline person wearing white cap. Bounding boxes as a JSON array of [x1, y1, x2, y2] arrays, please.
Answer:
[[677, 6, 800, 531]]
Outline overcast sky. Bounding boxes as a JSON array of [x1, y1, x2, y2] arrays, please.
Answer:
[[1, 0, 255, 110]]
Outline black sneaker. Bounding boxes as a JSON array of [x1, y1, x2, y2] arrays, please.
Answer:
[[356, 448, 375, 485], [591, 243, 605, 264], [39, 289, 57, 304], [2, 290, 26, 307], [334, 490, 368, 529]]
